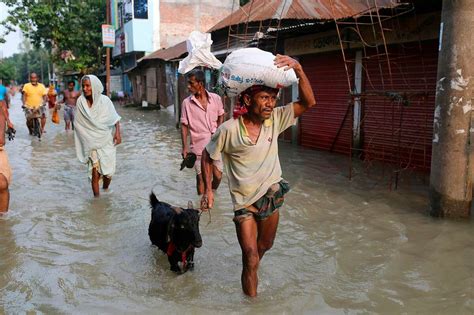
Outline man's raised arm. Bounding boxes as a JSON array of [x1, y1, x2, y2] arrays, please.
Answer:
[[274, 54, 316, 118]]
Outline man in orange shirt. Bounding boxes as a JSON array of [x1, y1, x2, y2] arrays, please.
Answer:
[[22, 73, 48, 134]]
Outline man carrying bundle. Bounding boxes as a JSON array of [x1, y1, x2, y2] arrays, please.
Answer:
[[200, 52, 316, 297]]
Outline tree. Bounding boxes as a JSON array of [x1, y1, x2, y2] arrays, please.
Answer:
[[1, 49, 51, 84], [0, 0, 107, 73], [0, 59, 16, 82]]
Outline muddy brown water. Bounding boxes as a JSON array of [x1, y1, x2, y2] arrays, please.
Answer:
[[1, 94, 473, 314]]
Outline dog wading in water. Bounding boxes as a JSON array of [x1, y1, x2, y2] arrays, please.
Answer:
[[201, 54, 316, 297]]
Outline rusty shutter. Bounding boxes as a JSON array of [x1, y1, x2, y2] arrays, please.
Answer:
[[361, 40, 438, 171], [299, 51, 353, 154]]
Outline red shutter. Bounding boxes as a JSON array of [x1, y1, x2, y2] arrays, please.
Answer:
[[299, 52, 353, 154], [362, 40, 438, 171]]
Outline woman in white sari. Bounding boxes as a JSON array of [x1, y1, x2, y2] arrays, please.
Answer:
[[74, 75, 122, 197]]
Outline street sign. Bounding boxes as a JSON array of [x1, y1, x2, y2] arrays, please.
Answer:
[[102, 24, 115, 47]]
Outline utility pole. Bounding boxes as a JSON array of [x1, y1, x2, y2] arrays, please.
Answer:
[[430, 0, 474, 218], [40, 52, 44, 83], [106, 0, 111, 96]]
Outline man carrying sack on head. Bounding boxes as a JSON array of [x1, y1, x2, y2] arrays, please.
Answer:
[[200, 49, 316, 297]]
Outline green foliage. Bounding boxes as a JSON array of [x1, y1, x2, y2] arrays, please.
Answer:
[[0, 59, 16, 82], [1, 48, 52, 84], [0, 0, 107, 73], [240, 0, 251, 6]]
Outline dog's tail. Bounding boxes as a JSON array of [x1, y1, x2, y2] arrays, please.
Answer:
[[150, 192, 159, 208]]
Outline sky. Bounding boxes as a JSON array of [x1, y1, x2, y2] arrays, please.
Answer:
[[0, 3, 23, 58]]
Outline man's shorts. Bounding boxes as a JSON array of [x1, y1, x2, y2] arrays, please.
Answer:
[[0, 147, 12, 185], [40, 105, 47, 116], [64, 105, 75, 121], [25, 106, 46, 118], [195, 154, 223, 175], [233, 180, 290, 224]]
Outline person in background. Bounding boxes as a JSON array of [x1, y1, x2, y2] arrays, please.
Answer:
[[47, 84, 57, 110], [180, 69, 224, 195], [0, 92, 14, 213], [62, 80, 80, 131], [74, 75, 121, 197], [0, 79, 10, 109], [22, 73, 48, 134]]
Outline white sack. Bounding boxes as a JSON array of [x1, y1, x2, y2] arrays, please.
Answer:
[[178, 31, 222, 74], [219, 48, 298, 97]]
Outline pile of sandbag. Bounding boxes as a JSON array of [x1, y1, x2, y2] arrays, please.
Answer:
[[178, 32, 298, 96]]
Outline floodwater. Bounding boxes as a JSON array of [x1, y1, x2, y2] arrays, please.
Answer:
[[1, 93, 473, 314]]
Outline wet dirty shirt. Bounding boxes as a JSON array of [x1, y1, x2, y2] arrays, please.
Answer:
[[74, 75, 121, 177], [206, 103, 296, 210]]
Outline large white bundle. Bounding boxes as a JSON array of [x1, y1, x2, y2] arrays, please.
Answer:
[[219, 48, 298, 96], [178, 31, 222, 74]]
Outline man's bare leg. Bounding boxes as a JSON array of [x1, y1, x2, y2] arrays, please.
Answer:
[[0, 174, 9, 213], [196, 173, 204, 195], [65, 121, 70, 130], [211, 165, 222, 190], [26, 118, 33, 135], [91, 167, 100, 197], [103, 176, 112, 190], [236, 211, 280, 297], [41, 115, 46, 133], [256, 211, 279, 259], [236, 217, 259, 297]]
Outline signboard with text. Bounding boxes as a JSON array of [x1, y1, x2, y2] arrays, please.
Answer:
[[102, 24, 115, 48]]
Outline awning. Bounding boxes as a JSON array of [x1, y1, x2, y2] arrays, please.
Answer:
[[208, 0, 401, 32], [139, 41, 188, 62]]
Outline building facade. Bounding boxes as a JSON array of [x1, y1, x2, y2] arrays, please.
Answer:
[[110, 0, 235, 96]]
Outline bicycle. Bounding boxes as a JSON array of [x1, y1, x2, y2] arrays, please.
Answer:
[[24, 106, 43, 140]]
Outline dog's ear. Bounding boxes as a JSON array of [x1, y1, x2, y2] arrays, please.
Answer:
[[150, 192, 159, 208], [188, 201, 193, 209], [171, 206, 182, 214]]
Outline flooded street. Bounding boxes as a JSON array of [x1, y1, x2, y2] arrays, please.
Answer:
[[1, 93, 473, 314]]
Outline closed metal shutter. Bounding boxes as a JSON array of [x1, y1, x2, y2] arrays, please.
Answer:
[[299, 52, 353, 154], [361, 40, 438, 171]]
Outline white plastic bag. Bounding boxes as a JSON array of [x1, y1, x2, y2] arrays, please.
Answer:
[[219, 48, 298, 96], [178, 31, 222, 74]]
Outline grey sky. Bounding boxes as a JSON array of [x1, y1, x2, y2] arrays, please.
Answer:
[[0, 3, 22, 58]]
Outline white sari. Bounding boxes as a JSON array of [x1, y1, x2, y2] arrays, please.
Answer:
[[74, 75, 121, 177]]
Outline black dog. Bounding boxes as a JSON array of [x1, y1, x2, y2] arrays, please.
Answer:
[[148, 193, 202, 273]]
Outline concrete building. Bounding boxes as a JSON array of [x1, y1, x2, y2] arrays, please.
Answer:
[[110, 0, 235, 95]]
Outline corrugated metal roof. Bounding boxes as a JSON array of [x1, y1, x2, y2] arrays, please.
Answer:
[[140, 41, 188, 61], [209, 0, 401, 32]]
